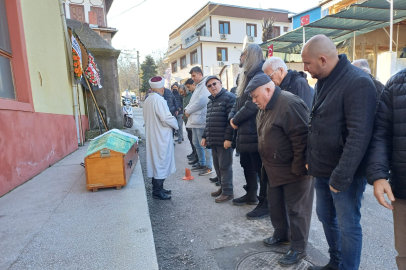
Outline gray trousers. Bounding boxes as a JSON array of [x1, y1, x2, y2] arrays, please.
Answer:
[[393, 198, 406, 270], [267, 176, 314, 253], [211, 145, 233, 195], [176, 114, 183, 140]]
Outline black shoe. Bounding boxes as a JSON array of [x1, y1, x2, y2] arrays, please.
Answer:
[[192, 163, 200, 168], [188, 155, 197, 161], [152, 191, 171, 200], [263, 236, 290, 247], [187, 153, 194, 158], [215, 181, 221, 186], [246, 196, 269, 220], [308, 265, 338, 270], [209, 176, 218, 183], [191, 165, 205, 171], [163, 189, 171, 194], [232, 189, 258, 206], [198, 167, 213, 176], [278, 250, 306, 266], [188, 159, 199, 165]]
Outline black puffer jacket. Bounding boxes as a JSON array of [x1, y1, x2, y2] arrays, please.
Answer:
[[279, 70, 314, 109], [229, 60, 265, 153], [172, 89, 183, 114], [367, 68, 406, 199], [203, 89, 236, 147], [163, 88, 178, 116]]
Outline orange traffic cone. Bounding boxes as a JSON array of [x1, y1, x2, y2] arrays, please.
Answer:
[[182, 168, 194, 180]]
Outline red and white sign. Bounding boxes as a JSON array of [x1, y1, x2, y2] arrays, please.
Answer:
[[300, 14, 310, 26], [268, 44, 273, 57]]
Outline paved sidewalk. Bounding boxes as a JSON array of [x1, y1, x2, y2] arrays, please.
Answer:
[[0, 144, 158, 270]]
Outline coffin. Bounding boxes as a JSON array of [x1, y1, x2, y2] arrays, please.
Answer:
[[84, 129, 139, 191]]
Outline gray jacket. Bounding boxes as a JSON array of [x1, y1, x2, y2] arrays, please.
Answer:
[[185, 77, 210, 129]]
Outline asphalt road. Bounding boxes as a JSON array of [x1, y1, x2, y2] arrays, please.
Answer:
[[132, 107, 397, 270]]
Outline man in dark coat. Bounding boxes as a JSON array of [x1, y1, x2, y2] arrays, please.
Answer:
[[246, 73, 314, 266], [163, 87, 178, 116], [302, 35, 376, 270], [352, 59, 385, 111], [229, 44, 269, 219], [171, 82, 184, 143], [367, 68, 406, 270], [262, 56, 314, 109], [201, 76, 236, 203]]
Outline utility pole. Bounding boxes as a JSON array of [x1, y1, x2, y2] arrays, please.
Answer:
[[137, 51, 141, 93]]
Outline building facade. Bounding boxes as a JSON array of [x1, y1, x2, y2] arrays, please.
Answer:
[[62, 0, 117, 45], [0, 0, 89, 197], [164, 3, 290, 89], [291, 6, 322, 29]]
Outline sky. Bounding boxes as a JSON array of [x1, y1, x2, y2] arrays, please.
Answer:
[[107, 0, 320, 62]]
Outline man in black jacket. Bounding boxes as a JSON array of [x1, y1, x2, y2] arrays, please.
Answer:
[[367, 68, 406, 270], [262, 56, 314, 109], [163, 87, 178, 116], [302, 35, 376, 270], [229, 44, 269, 219], [171, 82, 184, 143], [201, 76, 236, 203]]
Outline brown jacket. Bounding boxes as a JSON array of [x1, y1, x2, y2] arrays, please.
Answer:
[[257, 87, 310, 187]]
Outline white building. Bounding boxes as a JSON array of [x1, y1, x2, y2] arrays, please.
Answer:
[[62, 0, 117, 44], [164, 2, 291, 89]]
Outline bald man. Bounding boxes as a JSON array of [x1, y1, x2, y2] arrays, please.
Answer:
[[246, 73, 313, 266], [302, 35, 377, 270]]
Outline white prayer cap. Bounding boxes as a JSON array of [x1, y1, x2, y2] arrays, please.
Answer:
[[149, 76, 165, 89]]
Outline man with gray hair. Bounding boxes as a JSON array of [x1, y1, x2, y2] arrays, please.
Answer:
[[263, 56, 314, 109], [352, 59, 384, 110]]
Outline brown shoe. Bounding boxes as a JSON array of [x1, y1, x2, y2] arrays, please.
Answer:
[[211, 188, 222, 197], [215, 194, 234, 203]]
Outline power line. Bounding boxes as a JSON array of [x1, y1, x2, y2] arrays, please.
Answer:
[[109, 0, 147, 21]]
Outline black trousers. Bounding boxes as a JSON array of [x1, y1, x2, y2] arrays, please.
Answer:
[[239, 152, 263, 192], [267, 176, 315, 253], [152, 178, 165, 195], [212, 146, 234, 195], [187, 128, 196, 154]]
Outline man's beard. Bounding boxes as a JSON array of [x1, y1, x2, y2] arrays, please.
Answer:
[[239, 61, 244, 68]]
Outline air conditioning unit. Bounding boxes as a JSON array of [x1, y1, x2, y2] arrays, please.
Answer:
[[219, 62, 225, 67], [220, 34, 227, 40], [248, 36, 254, 42]]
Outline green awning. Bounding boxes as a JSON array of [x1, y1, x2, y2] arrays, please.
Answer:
[[261, 0, 406, 54]]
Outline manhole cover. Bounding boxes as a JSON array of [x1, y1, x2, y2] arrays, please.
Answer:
[[236, 251, 313, 270]]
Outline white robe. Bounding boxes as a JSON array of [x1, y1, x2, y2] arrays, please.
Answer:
[[143, 92, 179, 179]]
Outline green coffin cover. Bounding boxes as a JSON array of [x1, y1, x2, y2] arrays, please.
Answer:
[[86, 131, 137, 157]]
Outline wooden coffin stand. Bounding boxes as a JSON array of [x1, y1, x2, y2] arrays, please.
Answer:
[[84, 130, 139, 192]]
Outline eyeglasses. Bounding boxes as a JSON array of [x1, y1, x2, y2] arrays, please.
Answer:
[[268, 67, 281, 79], [207, 82, 218, 88]]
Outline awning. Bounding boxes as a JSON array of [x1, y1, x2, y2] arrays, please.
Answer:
[[260, 0, 406, 54]]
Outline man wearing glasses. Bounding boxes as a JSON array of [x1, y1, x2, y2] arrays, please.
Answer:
[[263, 57, 313, 109], [201, 76, 236, 203]]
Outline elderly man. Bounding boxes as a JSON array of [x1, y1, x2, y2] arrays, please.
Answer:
[[263, 56, 313, 109], [302, 35, 376, 270], [185, 66, 213, 176], [143, 77, 179, 200], [246, 73, 313, 266], [229, 44, 269, 220], [367, 68, 406, 270], [352, 59, 384, 110], [201, 76, 236, 203]]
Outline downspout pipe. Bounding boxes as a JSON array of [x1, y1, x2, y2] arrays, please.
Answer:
[[58, 0, 81, 145]]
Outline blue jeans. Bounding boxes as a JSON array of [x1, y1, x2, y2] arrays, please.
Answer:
[[192, 128, 212, 169], [315, 176, 366, 270]]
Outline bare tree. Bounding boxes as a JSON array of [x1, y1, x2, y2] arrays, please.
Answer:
[[117, 52, 139, 93], [152, 49, 169, 77], [262, 17, 275, 42]]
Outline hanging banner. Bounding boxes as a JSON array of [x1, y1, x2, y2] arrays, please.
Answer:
[[164, 67, 172, 89], [71, 34, 82, 82], [268, 44, 274, 57]]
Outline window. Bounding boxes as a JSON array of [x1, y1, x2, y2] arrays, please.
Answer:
[[246, 24, 257, 37], [217, 48, 228, 61], [90, 6, 106, 27], [0, 0, 16, 99], [219, 21, 230, 34], [284, 27, 289, 33], [171, 61, 177, 73], [180, 56, 187, 69], [190, 50, 198, 65], [273, 26, 281, 38], [197, 24, 207, 36], [69, 4, 86, 23]]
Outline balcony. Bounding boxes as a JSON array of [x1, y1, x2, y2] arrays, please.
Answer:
[[184, 31, 211, 49]]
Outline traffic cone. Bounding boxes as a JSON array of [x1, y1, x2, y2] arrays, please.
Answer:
[[182, 168, 194, 180]]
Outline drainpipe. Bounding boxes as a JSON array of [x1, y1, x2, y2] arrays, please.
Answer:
[[58, 0, 81, 145]]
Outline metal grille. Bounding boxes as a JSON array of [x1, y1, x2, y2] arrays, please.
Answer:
[[236, 251, 313, 270]]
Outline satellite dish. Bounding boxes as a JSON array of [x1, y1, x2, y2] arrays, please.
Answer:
[[242, 35, 249, 51]]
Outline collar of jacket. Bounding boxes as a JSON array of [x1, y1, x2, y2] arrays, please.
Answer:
[[151, 91, 163, 97], [196, 77, 207, 87], [318, 54, 349, 92], [279, 69, 293, 89], [265, 86, 282, 110], [245, 60, 266, 78], [209, 88, 226, 100]]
